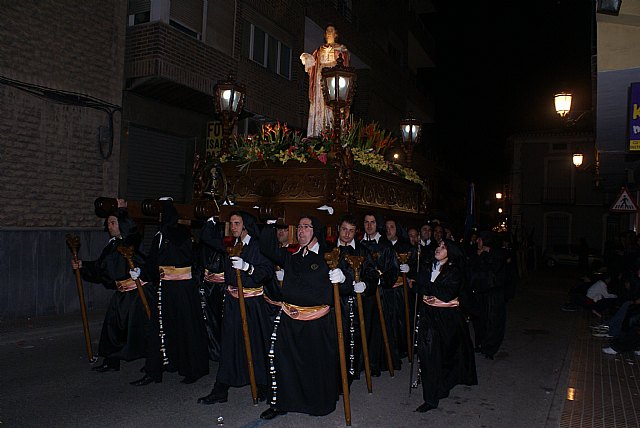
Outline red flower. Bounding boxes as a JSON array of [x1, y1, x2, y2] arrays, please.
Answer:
[[318, 153, 328, 164]]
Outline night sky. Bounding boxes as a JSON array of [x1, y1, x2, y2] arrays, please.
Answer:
[[429, 0, 593, 194]]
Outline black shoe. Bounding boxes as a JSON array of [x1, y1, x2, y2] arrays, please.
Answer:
[[415, 402, 437, 413], [130, 375, 161, 386], [260, 408, 287, 420], [197, 389, 228, 404], [92, 362, 119, 373], [181, 376, 199, 384]]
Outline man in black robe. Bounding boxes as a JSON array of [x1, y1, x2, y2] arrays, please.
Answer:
[[198, 211, 274, 404], [72, 199, 152, 372], [196, 216, 227, 362], [468, 231, 508, 359], [257, 215, 352, 420], [335, 214, 378, 383], [360, 212, 400, 374], [131, 198, 209, 385], [385, 217, 417, 361]]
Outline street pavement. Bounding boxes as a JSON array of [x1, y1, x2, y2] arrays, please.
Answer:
[[0, 268, 579, 427]]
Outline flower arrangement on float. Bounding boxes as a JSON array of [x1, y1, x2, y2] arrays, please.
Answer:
[[221, 120, 426, 188]]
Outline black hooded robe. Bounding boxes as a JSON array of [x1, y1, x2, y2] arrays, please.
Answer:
[[80, 209, 153, 365], [210, 212, 274, 391], [142, 203, 209, 381], [415, 263, 477, 407], [259, 224, 345, 416]]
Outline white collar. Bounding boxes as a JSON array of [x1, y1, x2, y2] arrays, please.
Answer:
[[390, 238, 398, 246], [363, 232, 381, 243], [237, 234, 251, 246], [338, 239, 356, 249], [421, 239, 430, 246], [293, 241, 320, 255]]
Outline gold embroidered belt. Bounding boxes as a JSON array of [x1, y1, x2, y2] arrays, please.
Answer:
[[263, 294, 282, 307], [281, 302, 330, 321], [204, 269, 225, 284], [422, 296, 459, 308], [115, 278, 147, 293], [393, 276, 405, 288], [159, 266, 192, 281], [226, 285, 264, 299]]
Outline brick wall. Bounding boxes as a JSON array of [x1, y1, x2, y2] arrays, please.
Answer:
[[0, 0, 127, 319], [0, 0, 127, 228]]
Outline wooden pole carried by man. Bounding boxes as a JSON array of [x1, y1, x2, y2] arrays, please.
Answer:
[[345, 253, 373, 393], [398, 252, 413, 363], [324, 247, 352, 426], [65, 234, 96, 363], [228, 240, 259, 404]]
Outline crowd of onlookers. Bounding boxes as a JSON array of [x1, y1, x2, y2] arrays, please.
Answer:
[[562, 230, 640, 356]]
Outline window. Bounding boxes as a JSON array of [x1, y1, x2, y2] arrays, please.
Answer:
[[242, 21, 292, 79]]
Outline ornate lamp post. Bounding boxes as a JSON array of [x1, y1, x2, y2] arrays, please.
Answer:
[[399, 113, 422, 166], [194, 74, 245, 202], [320, 54, 357, 202], [214, 73, 246, 148], [321, 54, 357, 145]]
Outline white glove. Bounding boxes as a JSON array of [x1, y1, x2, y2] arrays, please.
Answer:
[[129, 267, 141, 280], [400, 263, 410, 273], [231, 256, 250, 271], [353, 281, 366, 294], [266, 219, 277, 224], [276, 270, 285, 281], [329, 268, 346, 284]]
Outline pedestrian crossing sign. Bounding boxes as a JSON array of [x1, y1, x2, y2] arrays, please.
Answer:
[[610, 188, 638, 213]]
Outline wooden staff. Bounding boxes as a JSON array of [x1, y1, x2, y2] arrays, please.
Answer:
[[371, 252, 394, 378], [228, 241, 258, 405], [344, 254, 372, 394], [409, 245, 421, 394], [116, 246, 151, 319], [324, 247, 351, 427], [65, 234, 95, 363], [398, 252, 413, 363]]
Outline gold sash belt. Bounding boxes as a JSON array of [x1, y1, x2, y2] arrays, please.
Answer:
[[204, 269, 225, 284], [115, 278, 147, 293], [226, 285, 264, 299], [263, 294, 282, 307], [281, 302, 330, 321], [422, 296, 459, 308], [159, 266, 192, 281]]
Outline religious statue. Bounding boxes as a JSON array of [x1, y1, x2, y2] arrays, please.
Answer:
[[300, 24, 350, 137]]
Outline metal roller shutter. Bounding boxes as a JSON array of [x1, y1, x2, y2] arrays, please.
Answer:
[[170, 0, 202, 33]]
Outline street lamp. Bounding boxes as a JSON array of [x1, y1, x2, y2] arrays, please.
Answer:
[[400, 113, 422, 166], [495, 192, 503, 200], [321, 53, 357, 144], [553, 92, 590, 126], [214, 73, 246, 146], [572, 153, 584, 167]]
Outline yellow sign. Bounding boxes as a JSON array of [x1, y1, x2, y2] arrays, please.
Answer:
[[206, 121, 224, 160]]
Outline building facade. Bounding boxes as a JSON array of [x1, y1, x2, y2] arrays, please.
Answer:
[[0, 0, 435, 319]]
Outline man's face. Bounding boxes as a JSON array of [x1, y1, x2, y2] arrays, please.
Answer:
[[106, 216, 120, 238], [325, 26, 337, 44], [433, 226, 443, 242], [276, 228, 289, 245], [408, 229, 419, 246], [385, 221, 397, 241], [230, 215, 244, 239], [297, 218, 314, 247], [420, 225, 431, 241], [339, 221, 356, 245], [477, 237, 484, 250], [363, 215, 377, 237]]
